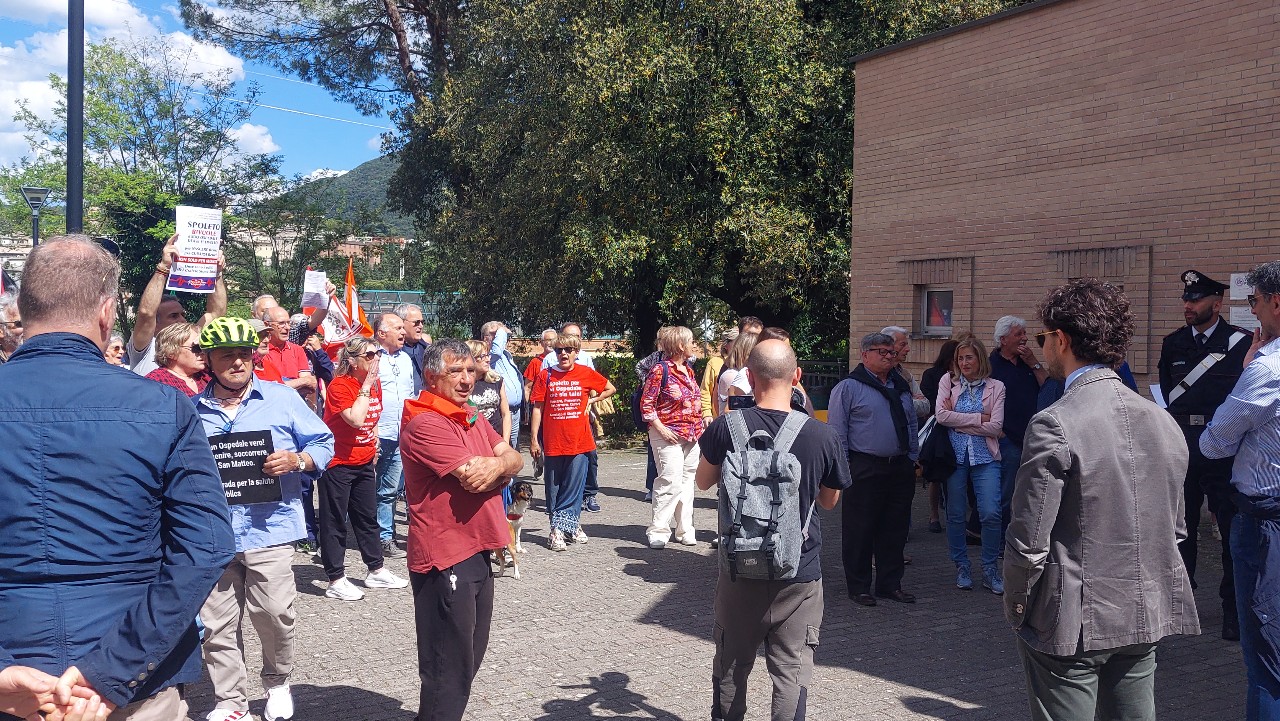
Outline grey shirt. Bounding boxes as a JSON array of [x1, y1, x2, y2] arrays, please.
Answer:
[[828, 371, 920, 460]]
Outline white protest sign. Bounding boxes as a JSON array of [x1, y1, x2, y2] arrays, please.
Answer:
[[301, 269, 328, 309], [166, 206, 223, 294]]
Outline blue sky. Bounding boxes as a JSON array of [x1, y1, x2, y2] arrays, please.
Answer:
[[0, 0, 391, 180]]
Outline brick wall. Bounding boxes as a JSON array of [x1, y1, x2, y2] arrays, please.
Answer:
[[850, 0, 1280, 389]]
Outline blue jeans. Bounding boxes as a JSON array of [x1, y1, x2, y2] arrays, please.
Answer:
[[946, 460, 1002, 570], [1000, 436, 1023, 537], [544, 454, 588, 534], [508, 406, 521, 449], [583, 449, 599, 501], [375, 437, 403, 542], [1232, 513, 1280, 720]]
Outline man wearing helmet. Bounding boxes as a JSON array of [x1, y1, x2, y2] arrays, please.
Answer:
[[194, 317, 335, 721]]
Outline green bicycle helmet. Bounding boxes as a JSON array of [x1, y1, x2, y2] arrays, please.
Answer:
[[200, 316, 260, 349]]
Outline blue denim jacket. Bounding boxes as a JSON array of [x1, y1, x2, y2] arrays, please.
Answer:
[[0, 333, 234, 708]]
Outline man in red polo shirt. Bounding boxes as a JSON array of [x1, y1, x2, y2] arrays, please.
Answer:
[[259, 306, 316, 401], [400, 338, 522, 721]]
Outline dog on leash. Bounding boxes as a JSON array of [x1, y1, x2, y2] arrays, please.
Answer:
[[494, 480, 535, 579]]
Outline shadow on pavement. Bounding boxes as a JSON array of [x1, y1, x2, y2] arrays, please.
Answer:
[[187, 683, 415, 721], [528, 672, 682, 720]]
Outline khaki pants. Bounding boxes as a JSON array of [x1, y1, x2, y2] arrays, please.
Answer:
[[646, 429, 700, 544], [106, 686, 186, 721], [201, 543, 297, 712]]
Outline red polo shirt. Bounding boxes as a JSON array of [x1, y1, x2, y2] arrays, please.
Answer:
[[400, 391, 509, 573], [257, 340, 310, 383]]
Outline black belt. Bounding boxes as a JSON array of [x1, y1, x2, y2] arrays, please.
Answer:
[[849, 451, 909, 464], [1170, 413, 1211, 427]]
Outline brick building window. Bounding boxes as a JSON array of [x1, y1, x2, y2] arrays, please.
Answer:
[[919, 288, 953, 336]]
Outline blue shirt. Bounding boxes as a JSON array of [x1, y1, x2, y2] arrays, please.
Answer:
[[196, 378, 334, 552], [828, 371, 920, 460], [1201, 337, 1280, 497], [489, 328, 524, 407], [949, 379, 995, 466], [1065, 364, 1108, 391], [377, 347, 417, 439], [990, 350, 1041, 445], [0, 333, 234, 708]]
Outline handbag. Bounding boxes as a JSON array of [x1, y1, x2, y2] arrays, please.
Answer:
[[918, 415, 956, 483]]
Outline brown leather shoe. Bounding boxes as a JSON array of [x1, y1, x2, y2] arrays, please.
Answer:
[[850, 593, 877, 607], [883, 589, 916, 604]]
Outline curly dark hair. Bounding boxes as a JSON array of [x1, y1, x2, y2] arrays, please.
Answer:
[[1037, 278, 1133, 366]]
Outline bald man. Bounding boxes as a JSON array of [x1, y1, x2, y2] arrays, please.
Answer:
[[696, 340, 851, 721]]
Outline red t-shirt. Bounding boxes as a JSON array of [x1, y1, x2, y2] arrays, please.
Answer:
[[523, 357, 542, 384], [401, 405, 508, 573], [530, 364, 608, 456], [257, 341, 310, 383], [323, 375, 383, 467]]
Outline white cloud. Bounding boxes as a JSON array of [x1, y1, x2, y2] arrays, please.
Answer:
[[304, 168, 348, 183], [366, 134, 383, 152], [229, 123, 280, 154], [0, 1, 249, 166]]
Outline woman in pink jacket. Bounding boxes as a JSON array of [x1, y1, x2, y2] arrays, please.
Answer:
[[935, 336, 1006, 594]]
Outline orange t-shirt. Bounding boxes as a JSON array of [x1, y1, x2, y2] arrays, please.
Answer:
[[530, 364, 608, 456], [324, 375, 382, 466]]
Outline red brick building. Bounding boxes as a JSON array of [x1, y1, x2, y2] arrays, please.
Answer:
[[849, 0, 1279, 388]]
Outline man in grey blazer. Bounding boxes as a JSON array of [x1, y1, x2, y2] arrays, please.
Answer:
[[1004, 278, 1200, 721]]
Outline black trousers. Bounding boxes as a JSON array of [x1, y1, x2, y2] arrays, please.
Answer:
[[1177, 447, 1237, 618], [317, 461, 383, 581], [841, 452, 916, 596], [411, 552, 494, 721]]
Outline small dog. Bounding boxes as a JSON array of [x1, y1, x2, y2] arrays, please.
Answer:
[[494, 481, 535, 579]]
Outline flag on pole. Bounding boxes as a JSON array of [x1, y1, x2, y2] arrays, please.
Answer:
[[319, 259, 373, 343]]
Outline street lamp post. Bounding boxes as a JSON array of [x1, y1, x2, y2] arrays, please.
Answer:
[[67, 0, 84, 233], [20, 187, 52, 246]]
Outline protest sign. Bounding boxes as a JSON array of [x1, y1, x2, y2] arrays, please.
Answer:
[[209, 430, 282, 505], [301, 269, 329, 309], [166, 205, 223, 294]]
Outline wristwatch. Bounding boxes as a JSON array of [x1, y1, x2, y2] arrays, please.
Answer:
[[1032, 363, 1043, 370], [295, 453, 306, 472]]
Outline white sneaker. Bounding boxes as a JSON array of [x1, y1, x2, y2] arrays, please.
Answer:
[[572, 528, 589, 544], [264, 683, 294, 721], [648, 538, 667, 549], [549, 529, 567, 551], [676, 535, 698, 546], [364, 567, 409, 589], [206, 708, 250, 721], [324, 576, 364, 601]]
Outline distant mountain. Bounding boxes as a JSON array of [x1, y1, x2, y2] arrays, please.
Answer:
[[288, 155, 416, 237]]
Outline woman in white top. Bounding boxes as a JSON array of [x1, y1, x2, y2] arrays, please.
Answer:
[[716, 331, 759, 414]]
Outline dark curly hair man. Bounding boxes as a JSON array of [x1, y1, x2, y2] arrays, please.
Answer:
[[1035, 278, 1134, 370]]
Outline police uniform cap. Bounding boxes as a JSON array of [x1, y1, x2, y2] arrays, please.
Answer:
[[1181, 269, 1228, 301]]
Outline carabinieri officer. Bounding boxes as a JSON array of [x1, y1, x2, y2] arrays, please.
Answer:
[[1158, 269, 1251, 641]]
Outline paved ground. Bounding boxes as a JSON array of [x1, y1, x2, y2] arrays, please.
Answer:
[[186, 448, 1245, 720]]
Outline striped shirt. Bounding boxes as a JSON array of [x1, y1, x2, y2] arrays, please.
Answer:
[[1201, 337, 1280, 497]]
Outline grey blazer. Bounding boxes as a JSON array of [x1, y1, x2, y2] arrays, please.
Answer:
[[1003, 368, 1200, 654]]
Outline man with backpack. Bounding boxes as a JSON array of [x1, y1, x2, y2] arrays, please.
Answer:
[[695, 340, 851, 721]]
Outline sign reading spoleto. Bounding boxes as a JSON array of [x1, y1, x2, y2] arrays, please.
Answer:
[[166, 205, 223, 294], [209, 430, 282, 505]]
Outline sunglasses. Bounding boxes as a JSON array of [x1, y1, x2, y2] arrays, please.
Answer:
[[361, 351, 378, 359], [187, 344, 204, 353], [1034, 329, 1055, 348], [1249, 293, 1271, 309], [409, 319, 424, 326], [554, 347, 576, 354], [1, 320, 21, 329]]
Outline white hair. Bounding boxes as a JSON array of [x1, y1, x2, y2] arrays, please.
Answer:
[[393, 303, 422, 318], [880, 325, 909, 338], [993, 315, 1027, 346]]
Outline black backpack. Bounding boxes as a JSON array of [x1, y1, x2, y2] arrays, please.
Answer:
[[630, 362, 670, 432]]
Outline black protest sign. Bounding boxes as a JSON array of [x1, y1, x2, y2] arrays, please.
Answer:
[[210, 430, 282, 505]]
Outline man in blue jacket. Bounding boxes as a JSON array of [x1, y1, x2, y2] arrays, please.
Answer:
[[0, 236, 235, 720]]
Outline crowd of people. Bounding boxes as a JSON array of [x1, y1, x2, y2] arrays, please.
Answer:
[[2, 233, 1280, 721]]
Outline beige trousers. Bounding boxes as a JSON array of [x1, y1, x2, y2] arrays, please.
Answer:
[[106, 686, 186, 721], [201, 543, 297, 712], [647, 429, 700, 543]]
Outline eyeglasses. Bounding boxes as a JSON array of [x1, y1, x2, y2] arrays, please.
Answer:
[[1249, 293, 1271, 309], [264, 320, 290, 327], [409, 319, 424, 326], [866, 348, 895, 358], [473, 355, 488, 362], [0, 320, 20, 329], [554, 347, 576, 354], [1034, 329, 1055, 348]]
